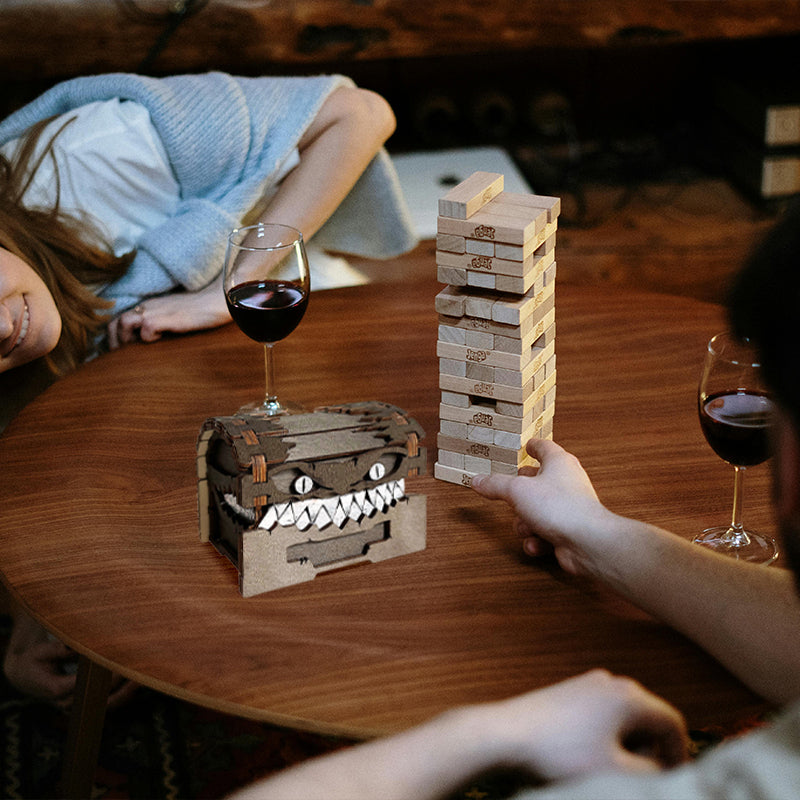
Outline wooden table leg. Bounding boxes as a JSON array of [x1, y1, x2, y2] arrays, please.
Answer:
[[59, 654, 113, 799]]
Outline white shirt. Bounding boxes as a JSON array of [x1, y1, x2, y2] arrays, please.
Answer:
[[0, 99, 180, 256]]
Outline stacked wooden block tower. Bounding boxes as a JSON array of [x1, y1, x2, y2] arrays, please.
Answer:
[[433, 171, 560, 486]]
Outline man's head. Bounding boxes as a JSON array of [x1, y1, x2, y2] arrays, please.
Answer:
[[729, 200, 800, 585]]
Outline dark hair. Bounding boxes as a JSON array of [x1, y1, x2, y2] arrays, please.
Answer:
[[728, 200, 800, 424], [0, 116, 132, 374]]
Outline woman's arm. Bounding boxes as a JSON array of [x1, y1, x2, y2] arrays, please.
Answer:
[[229, 670, 688, 800], [108, 86, 395, 348], [472, 438, 800, 705]]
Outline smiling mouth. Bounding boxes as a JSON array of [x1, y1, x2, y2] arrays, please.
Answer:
[[5, 298, 30, 357]]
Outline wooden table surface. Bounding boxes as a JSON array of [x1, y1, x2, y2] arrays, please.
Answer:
[[0, 278, 773, 741]]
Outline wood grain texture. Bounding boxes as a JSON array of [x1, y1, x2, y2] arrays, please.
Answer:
[[0, 279, 774, 737], [2, 0, 800, 79]]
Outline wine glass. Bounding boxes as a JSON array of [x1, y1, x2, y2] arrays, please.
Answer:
[[223, 223, 310, 416], [694, 331, 778, 564]]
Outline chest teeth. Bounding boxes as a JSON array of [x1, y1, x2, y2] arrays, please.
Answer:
[[224, 479, 406, 533]]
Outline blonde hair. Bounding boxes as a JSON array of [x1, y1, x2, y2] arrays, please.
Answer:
[[0, 116, 132, 374]]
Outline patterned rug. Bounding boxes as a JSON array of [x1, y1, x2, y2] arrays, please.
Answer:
[[0, 615, 760, 799]]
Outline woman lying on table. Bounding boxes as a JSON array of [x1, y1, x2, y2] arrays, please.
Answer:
[[0, 70, 416, 703], [232, 203, 800, 799]]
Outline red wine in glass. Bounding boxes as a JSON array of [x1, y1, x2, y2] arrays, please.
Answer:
[[694, 332, 778, 564], [225, 280, 309, 343], [698, 390, 774, 467], [222, 223, 310, 416]]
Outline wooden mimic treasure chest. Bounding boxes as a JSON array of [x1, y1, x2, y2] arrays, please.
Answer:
[[197, 401, 427, 596]]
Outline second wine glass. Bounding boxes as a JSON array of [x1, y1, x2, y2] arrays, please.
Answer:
[[695, 331, 778, 564], [223, 223, 310, 416]]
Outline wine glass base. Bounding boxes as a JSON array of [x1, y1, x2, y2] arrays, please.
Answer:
[[236, 399, 306, 417], [692, 527, 779, 565]]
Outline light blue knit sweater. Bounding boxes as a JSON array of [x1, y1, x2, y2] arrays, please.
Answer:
[[0, 72, 418, 311]]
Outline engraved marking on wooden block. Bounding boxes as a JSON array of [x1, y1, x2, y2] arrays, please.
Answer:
[[438, 171, 504, 220], [438, 433, 529, 466], [437, 248, 544, 279], [439, 401, 545, 435], [438, 206, 547, 246], [437, 337, 555, 373], [436, 233, 466, 254]]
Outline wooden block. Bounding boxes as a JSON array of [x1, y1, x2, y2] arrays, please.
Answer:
[[435, 286, 466, 316], [493, 311, 556, 354], [467, 270, 496, 290], [439, 365, 555, 406], [437, 265, 467, 286], [437, 448, 465, 469], [464, 293, 496, 320], [434, 461, 482, 487], [438, 171, 504, 220], [438, 323, 467, 345], [438, 433, 530, 466], [441, 389, 470, 408], [464, 453, 492, 472], [439, 400, 544, 435], [466, 424, 496, 444], [440, 419, 468, 438], [464, 329, 494, 349], [437, 232, 466, 254], [492, 282, 555, 327], [438, 306, 550, 342], [437, 248, 542, 279], [439, 357, 466, 377], [495, 220, 558, 261], [491, 192, 561, 223], [437, 335, 555, 373], [495, 252, 556, 295], [465, 238, 495, 256], [438, 206, 548, 246]]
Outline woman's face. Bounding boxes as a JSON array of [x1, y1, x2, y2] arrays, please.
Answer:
[[0, 247, 61, 373]]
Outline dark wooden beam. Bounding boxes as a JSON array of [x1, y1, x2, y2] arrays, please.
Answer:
[[2, 0, 800, 80]]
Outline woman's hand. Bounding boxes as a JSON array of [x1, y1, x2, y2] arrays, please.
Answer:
[[107, 280, 230, 349]]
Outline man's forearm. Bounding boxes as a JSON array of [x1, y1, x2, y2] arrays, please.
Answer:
[[595, 515, 800, 704]]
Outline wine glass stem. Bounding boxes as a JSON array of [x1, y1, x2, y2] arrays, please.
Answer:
[[263, 343, 278, 410], [726, 465, 750, 546]]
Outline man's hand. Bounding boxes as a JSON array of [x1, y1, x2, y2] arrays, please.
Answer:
[[484, 670, 689, 781], [471, 438, 616, 577]]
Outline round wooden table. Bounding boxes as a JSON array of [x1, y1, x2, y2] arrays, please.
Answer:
[[0, 279, 773, 795]]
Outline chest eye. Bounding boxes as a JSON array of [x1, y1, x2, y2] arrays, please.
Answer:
[[292, 475, 315, 494], [368, 462, 386, 480]]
